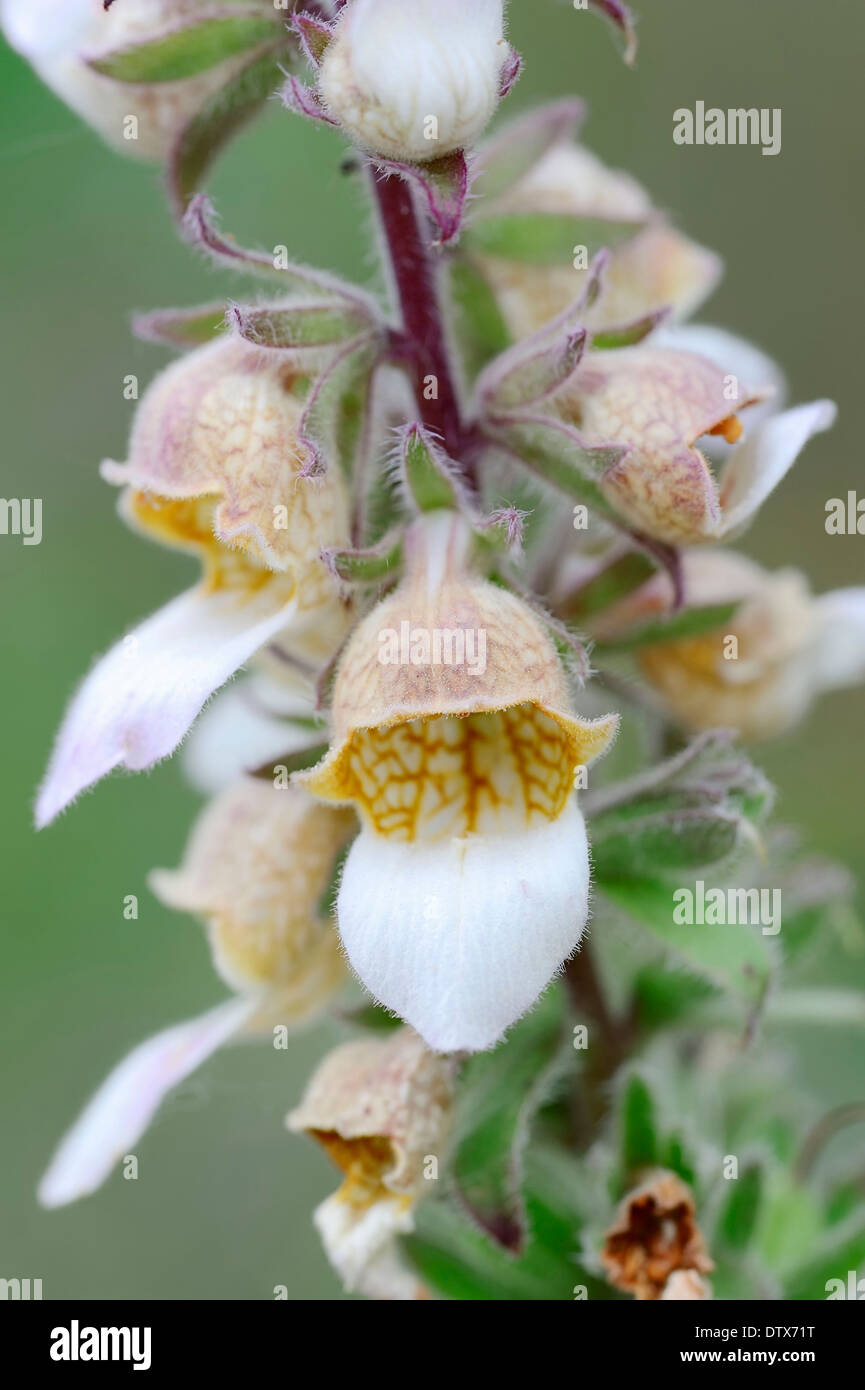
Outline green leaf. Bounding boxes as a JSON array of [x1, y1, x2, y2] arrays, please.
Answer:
[[88, 13, 279, 83], [592, 810, 748, 880], [132, 301, 227, 347], [451, 991, 570, 1251], [168, 47, 284, 214], [339, 1002, 402, 1034], [561, 550, 656, 621], [588, 732, 772, 879], [599, 877, 773, 1006], [406, 1194, 593, 1301], [480, 330, 587, 413], [784, 1211, 865, 1300], [230, 300, 374, 350], [718, 1160, 763, 1251], [400, 424, 464, 514], [464, 213, 643, 266], [594, 603, 739, 653], [406, 1143, 604, 1301], [757, 1177, 823, 1273], [633, 965, 717, 1030], [591, 308, 670, 349], [619, 1074, 659, 1177], [325, 532, 403, 584], [488, 414, 623, 518], [449, 259, 512, 380], [300, 338, 377, 479]]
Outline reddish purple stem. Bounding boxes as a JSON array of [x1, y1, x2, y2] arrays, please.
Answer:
[[371, 170, 475, 479]]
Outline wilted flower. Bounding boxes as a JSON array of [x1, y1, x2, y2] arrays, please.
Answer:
[[473, 137, 721, 339], [601, 1170, 714, 1301], [596, 549, 865, 742], [0, 0, 278, 160], [287, 1027, 454, 1300], [39, 779, 353, 1209], [36, 338, 351, 827], [299, 514, 618, 1053], [555, 345, 835, 545], [318, 0, 512, 162], [660, 1269, 713, 1300]]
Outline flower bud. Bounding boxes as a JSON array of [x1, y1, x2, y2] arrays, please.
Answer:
[[151, 778, 355, 1008], [318, 0, 511, 162], [1, 0, 267, 160], [601, 1170, 713, 1301], [300, 515, 618, 1052], [474, 140, 721, 339], [288, 1027, 454, 1299]]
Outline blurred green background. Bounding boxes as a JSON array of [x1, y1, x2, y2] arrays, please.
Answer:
[[1, 0, 862, 1300]]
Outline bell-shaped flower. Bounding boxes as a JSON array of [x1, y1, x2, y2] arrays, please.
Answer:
[[39, 779, 355, 1209], [299, 514, 619, 1053], [595, 549, 865, 741], [470, 129, 722, 340], [0, 0, 279, 160], [318, 0, 512, 162], [287, 1027, 454, 1300], [36, 338, 351, 828], [554, 344, 836, 545]]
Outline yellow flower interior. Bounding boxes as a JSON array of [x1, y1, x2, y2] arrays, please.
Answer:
[[337, 704, 577, 841], [312, 1130, 399, 1209], [127, 492, 276, 595]]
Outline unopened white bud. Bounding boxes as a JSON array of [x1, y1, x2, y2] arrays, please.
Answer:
[[319, 0, 511, 163]]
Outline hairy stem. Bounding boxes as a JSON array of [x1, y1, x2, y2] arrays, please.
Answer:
[[371, 170, 475, 478]]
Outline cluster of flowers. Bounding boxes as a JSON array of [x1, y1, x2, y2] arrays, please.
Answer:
[[8, 0, 864, 1299]]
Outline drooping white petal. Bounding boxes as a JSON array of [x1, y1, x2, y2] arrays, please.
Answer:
[[36, 584, 299, 827], [813, 587, 865, 691], [718, 399, 837, 538], [336, 799, 590, 1053], [314, 1191, 423, 1301], [38, 997, 256, 1209]]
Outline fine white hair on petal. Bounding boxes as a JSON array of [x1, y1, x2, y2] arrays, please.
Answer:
[[35, 584, 299, 828], [38, 997, 256, 1209], [336, 798, 590, 1053], [314, 1191, 423, 1302], [718, 399, 837, 538], [813, 588, 865, 691]]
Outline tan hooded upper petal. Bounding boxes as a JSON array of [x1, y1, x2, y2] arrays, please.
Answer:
[[287, 1027, 454, 1201], [298, 522, 618, 838], [103, 338, 350, 578]]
